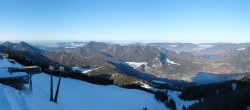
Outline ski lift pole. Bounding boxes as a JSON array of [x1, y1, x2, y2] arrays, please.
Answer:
[[54, 66, 64, 103], [49, 65, 54, 101], [29, 74, 33, 91]]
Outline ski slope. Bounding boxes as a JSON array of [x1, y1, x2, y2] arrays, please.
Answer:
[[0, 57, 168, 110]]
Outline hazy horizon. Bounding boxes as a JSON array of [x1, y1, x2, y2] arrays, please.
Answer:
[[1, 40, 250, 44]]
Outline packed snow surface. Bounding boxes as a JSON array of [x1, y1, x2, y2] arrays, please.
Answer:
[[0, 58, 168, 110]]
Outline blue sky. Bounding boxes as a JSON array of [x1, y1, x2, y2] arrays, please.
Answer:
[[0, 0, 249, 42]]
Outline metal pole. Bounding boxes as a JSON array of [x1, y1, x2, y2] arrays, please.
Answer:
[[54, 72, 61, 103], [29, 74, 33, 91], [50, 70, 53, 101], [54, 66, 64, 103]]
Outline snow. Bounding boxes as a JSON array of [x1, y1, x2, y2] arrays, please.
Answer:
[[175, 51, 180, 53], [232, 83, 237, 91], [21, 66, 39, 69], [237, 48, 246, 50], [196, 44, 214, 50], [72, 67, 89, 72], [141, 83, 154, 90], [65, 47, 76, 49], [152, 80, 167, 84], [72, 67, 101, 74], [81, 70, 91, 73], [167, 91, 198, 110], [0, 74, 168, 110], [82, 67, 101, 73], [135, 81, 159, 91], [124, 62, 147, 69], [0, 58, 168, 110], [137, 81, 170, 92], [0, 58, 28, 78], [198, 44, 214, 49], [0, 72, 27, 78], [0, 59, 19, 67], [169, 45, 178, 47], [140, 82, 157, 91], [166, 58, 180, 65], [193, 62, 201, 64]]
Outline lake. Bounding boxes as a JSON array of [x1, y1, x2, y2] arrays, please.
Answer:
[[193, 54, 218, 58], [192, 72, 248, 85]]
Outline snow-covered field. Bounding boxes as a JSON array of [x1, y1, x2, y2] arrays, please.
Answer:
[[0, 58, 168, 110]]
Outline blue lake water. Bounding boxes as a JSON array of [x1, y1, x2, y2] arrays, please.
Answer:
[[193, 54, 218, 58], [192, 72, 248, 85]]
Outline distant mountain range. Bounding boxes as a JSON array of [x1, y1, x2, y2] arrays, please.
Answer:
[[1, 41, 250, 83], [0, 41, 56, 65], [2, 41, 49, 54]]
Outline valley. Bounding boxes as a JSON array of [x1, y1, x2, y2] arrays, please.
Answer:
[[1, 0, 250, 109], [1, 41, 250, 110]]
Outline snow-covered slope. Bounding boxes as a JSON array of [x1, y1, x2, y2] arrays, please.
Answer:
[[166, 58, 180, 65], [167, 91, 198, 110], [125, 62, 147, 69], [237, 48, 246, 51], [0, 58, 168, 110]]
